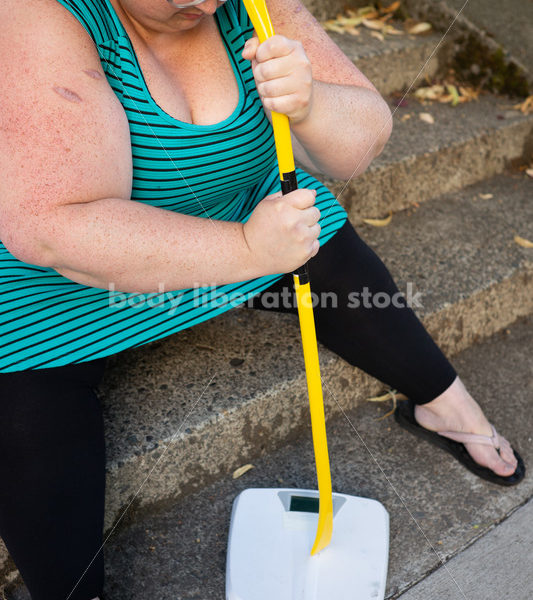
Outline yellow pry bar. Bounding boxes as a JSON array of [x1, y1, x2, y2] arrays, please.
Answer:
[[242, 0, 333, 556]]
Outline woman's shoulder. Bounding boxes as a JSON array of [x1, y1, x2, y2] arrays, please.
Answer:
[[57, 0, 122, 45]]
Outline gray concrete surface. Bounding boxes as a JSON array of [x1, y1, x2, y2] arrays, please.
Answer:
[[446, 0, 533, 86], [398, 497, 533, 600], [403, 0, 531, 95], [328, 28, 448, 97], [323, 93, 533, 222], [6, 316, 531, 599]]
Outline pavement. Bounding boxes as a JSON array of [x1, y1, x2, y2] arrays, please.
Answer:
[[398, 496, 533, 599], [7, 315, 531, 599]]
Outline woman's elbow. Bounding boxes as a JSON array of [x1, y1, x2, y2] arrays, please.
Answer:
[[344, 95, 393, 178], [371, 95, 393, 159]]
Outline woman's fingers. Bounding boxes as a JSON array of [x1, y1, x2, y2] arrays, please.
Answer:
[[284, 188, 316, 209], [242, 34, 313, 122], [254, 50, 309, 83], [255, 35, 298, 63]]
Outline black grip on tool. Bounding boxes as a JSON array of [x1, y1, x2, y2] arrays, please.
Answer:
[[281, 171, 310, 284]]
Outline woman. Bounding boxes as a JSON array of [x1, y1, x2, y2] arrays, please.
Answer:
[[0, 0, 524, 598]]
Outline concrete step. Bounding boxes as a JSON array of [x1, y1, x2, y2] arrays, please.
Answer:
[[5, 315, 532, 599], [321, 92, 533, 222], [322, 27, 448, 97], [403, 0, 531, 95], [2, 170, 530, 590]]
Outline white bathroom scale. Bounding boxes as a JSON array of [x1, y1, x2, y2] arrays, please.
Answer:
[[226, 488, 389, 600]]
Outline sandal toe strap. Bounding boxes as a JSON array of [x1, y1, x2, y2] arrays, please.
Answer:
[[437, 424, 501, 450]]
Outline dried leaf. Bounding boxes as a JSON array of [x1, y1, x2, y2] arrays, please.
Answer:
[[514, 235, 533, 248], [346, 26, 361, 36], [381, 0, 401, 13], [362, 212, 393, 227], [407, 22, 432, 34], [378, 13, 394, 24], [478, 193, 493, 199], [459, 86, 480, 102], [370, 30, 385, 41], [511, 95, 533, 115], [366, 389, 408, 420], [358, 6, 379, 18], [526, 168, 533, 178], [195, 343, 216, 351], [232, 464, 254, 479], [414, 85, 445, 100], [419, 112, 435, 124], [446, 84, 460, 106], [383, 24, 404, 35], [362, 18, 386, 30], [323, 23, 346, 34], [401, 113, 412, 121], [338, 16, 365, 26]]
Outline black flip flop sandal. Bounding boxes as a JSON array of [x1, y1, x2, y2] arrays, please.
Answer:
[[394, 398, 526, 486]]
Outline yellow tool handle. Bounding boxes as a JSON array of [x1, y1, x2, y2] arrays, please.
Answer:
[[293, 277, 333, 555], [242, 0, 333, 555]]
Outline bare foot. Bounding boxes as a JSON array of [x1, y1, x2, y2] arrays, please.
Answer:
[[414, 377, 518, 477]]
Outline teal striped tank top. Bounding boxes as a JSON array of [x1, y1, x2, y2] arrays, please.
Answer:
[[0, 0, 347, 372]]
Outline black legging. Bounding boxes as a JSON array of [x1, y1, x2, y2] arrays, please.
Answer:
[[0, 219, 456, 599]]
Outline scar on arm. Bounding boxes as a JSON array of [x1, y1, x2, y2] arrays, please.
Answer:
[[52, 86, 82, 103], [83, 69, 102, 80]]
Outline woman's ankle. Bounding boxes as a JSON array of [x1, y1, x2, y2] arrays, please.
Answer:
[[422, 376, 472, 412]]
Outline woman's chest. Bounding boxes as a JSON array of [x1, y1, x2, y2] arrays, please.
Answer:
[[124, 18, 241, 126]]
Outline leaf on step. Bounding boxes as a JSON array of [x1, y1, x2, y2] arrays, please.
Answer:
[[401, 113, 412, 121], [232, 464, 254, 479], [511, 95, 533, 115], [322, 22, 346, 34], [354, 6, 380, 18], [414, 84, 446, 101], [366, 389, 408, 420], [407, 22, 432, 34], [362, 18, 385, 30], [383, 24, 404, 35], [459, 86, 481, 102], [370, 31, 385, 41], [478, 193, 494, 199], [414, 81, 479, 105], [362, 211, 393, 227], [446, 84, 460, 106], [195, 343, 216, 351], [381, 0, 402, 14], [335, 16, 365, 26], [346, 26, 361, 36], [419, 112, 435, 124], [514, 235, 533, 248]]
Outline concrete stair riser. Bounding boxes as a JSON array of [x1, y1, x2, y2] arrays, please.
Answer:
[[322, 97, 533, 222]]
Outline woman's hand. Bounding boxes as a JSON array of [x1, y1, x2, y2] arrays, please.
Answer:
[[242, 35, 313, 124], [243, 189, 321, 274]]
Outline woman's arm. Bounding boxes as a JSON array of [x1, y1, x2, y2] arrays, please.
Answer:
[[242, 0, 393, 180], [0, 0, 319, 293]]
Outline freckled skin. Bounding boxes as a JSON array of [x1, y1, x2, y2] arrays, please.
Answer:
[[52, 86, 82, 103]]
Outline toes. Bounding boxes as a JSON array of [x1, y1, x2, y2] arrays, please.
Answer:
[[490, 451, 517, 476], [497, 437, 517, 468], [466, 442, 517, 477]]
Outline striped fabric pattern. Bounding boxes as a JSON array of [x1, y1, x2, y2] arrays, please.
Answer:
[[0, 0, 347, 372]]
